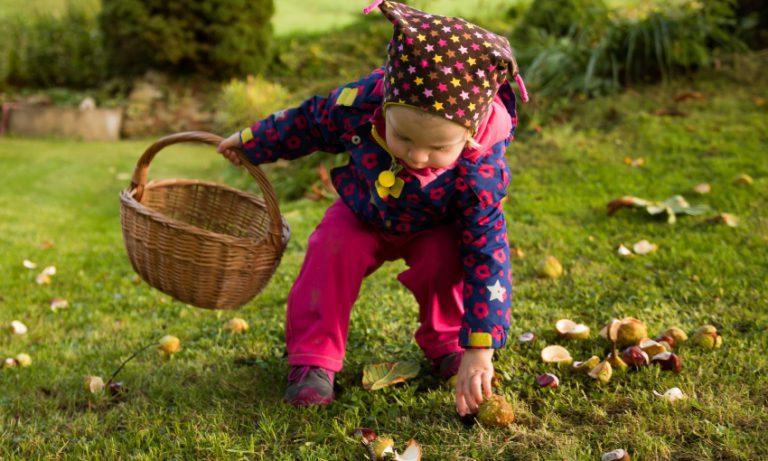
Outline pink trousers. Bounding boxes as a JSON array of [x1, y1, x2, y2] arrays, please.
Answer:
[[286, 200, 466, 372]]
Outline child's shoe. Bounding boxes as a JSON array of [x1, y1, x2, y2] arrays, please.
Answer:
[[432, 351, 464, 380], [283, 366, 335, 407]]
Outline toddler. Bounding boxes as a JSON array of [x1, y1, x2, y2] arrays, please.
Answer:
[[217, 0, 528, 417]]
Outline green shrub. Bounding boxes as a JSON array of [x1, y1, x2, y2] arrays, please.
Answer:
[[99, 0, 274, 80], [0, 5, 106, 89], [214, 75, 294, 133], [514, 0, 745, 97], [214, 73, 344, 201], [514, 0, 609, 38], [267, 18, 390, 97], [734, 0, 768, 47]]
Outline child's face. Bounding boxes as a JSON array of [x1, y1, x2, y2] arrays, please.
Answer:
[[384, 105, 468, 170]]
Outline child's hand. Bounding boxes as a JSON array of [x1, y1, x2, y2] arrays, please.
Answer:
[[454, 348, 495, 416], [217, 132, 244, 166]]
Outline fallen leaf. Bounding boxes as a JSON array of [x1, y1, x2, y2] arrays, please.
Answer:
[[674, 90, 705, 102], [40, 240, 55, 249], [84, 376, 105, 394], [623, 157, 644, 167], [318, 164, 332, 189], [351, 427, 378, 444], [518, 332, 536, 343], [607, 196, 649, 216], [693, 183, 711, 194], [15, 353, 32, 367], [632, 239, 658, 255], [607, 195, 709, 223], [50, 298, 69, 311], [9, 320, 28, 335], [394, 439, 423, 461], [710, 213, 738, 227], [224, 318, 249, 333], [535, 373, 559, 388], [653, 387, 687, 403], [602, 448, 631, 461], [541, 345, 572, 365], [362, 361, 420, 391], [158, 335, 181, 355], [733, 173, 753, 186]]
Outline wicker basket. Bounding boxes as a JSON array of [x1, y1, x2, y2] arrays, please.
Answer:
[[120, 131, 290, 310]]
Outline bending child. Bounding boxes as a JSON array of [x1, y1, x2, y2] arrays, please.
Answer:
[[217, 0, 528, 417]]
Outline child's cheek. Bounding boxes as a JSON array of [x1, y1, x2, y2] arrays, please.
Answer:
[[387, 137, 406, 160]]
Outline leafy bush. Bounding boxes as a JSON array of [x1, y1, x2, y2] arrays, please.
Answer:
[[215, 74, 345, 202], [267, 17, 390, 97], [514, 0, 609, 38], [513, 0, 746, 97], [0, 5, 106, 89], [734, 0, 768, 47], [214, 75, 294, 133], [99, 0, 274, 80]]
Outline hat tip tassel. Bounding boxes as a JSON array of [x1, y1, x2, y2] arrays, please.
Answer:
[[515, 73, 530, 103], [363, 0, 384, 14]]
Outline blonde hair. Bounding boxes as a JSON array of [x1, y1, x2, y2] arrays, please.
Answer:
[[465, 133, 482, 150]]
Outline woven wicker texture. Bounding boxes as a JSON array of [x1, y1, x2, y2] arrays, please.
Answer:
[[120, 131, 290, 310]]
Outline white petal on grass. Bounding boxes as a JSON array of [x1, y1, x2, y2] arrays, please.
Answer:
[[9, 320, 28, 335], [50, 298, 69, 311], [633, 240, 658, 255], [653, 387, 687, 403]]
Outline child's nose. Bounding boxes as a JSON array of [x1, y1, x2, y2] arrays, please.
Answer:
[[408, 149, 429, 164]]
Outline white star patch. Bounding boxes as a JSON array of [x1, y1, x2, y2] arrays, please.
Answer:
[[487, 279, 506, 303]]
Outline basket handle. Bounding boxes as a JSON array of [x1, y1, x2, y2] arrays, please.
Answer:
[[130, 131, 284, 242]]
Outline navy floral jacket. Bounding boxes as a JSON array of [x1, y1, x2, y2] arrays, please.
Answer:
[[239, 68, 516, 350]]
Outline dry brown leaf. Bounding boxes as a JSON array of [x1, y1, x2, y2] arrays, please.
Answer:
[[674, 91, 705, 102], [653, 108, 687, 117]]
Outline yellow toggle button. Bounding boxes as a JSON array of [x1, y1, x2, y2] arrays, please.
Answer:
[[378, 170, 396, 188]]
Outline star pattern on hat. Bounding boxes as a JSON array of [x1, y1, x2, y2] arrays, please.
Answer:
[[372, 0, 520, 132]]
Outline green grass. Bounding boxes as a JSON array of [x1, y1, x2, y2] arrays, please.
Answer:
[[272, 0, 517, 36], [0, 0, 99, 18], [1, 63, 767, 459]]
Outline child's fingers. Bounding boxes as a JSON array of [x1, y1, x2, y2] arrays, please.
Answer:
[[455, 391, 470, 416], [462, 379, 478, 413], [227, 150, 241, 165], [217, 136, 238, 152], [482, 371, 493, 398], [470, 373, 484, 406]]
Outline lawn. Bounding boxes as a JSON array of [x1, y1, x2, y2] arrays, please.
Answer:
[[1, 61, 767, 459]]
